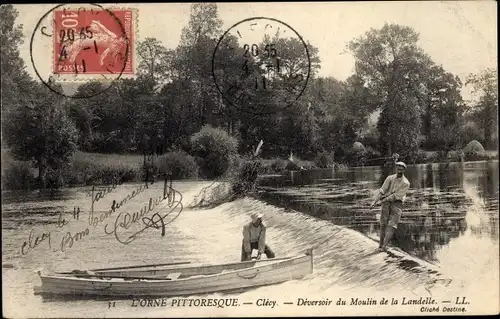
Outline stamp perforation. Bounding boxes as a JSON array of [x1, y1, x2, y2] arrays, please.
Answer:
[[50, 6, 139, 83]]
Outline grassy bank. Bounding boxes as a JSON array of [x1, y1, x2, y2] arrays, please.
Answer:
[[1, 150, 145, 190], [63, 151, 145, 186]]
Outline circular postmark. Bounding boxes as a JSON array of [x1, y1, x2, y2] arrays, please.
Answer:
[[30, 4, 133, 99], [212, 17, 311, 115]]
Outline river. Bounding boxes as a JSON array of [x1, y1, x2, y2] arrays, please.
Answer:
[[2, 160, 498, 317]]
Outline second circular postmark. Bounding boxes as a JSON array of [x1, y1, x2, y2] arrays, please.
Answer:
[[212, 17, 311, 116]]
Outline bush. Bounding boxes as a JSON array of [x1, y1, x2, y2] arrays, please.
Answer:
[[346, 142, 367, 166], [360, 133, 379, 151], [190, 125, 238, 179], [364, 146, 381, 160], [46, 167, 65, 189], [315, 151, 335, 168], [411, 151, 429, 164], [269, 158, 288, 173], [285, 160, 302, 170], [1, 151, 149, 189], [333, 162, 350, 171], [312, 151, 349, 171], [426, 152, 440, 163], [464, 152, 491, 162], [462, 140, 488, 161], [231, 160, 264, 197], [1, 161, 36, 190], [153, 151, 199, 180], [463, 140, 485, 153], [436, 150, 449, 162], [64, 155, 142, 186], [223, 154, 243, 177], [463, 140, 485, 154], [351, 141, 366, 153]]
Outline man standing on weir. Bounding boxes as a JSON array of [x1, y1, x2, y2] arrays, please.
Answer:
[[370, 161, 410, 251]]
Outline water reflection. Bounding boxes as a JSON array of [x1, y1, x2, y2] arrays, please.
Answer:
[[1, 188, 83, 204], [257, 160, 499, 263]]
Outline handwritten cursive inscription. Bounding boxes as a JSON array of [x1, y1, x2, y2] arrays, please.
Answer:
[[20, 226, 93, 254], [85, 175, 124, 199], [104, 175, 183, 244], [88, 181, 149, 229], [19, 148, 183, 255], [21, 229, 52, 255], [58, 228, 91, 252]]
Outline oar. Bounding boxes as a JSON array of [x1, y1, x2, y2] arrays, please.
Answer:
[[248, 256, 295, 263], [55, 273, 175, 280], [57, 261, 191, 274]]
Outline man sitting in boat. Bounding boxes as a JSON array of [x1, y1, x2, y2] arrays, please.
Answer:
[[370, 161, 410, 252], [241, 213, 276, 261]]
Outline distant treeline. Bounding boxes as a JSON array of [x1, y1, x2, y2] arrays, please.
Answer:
[[1, 4, 498, 190]]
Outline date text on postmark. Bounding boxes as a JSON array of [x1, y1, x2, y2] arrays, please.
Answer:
[[212, 17, 311, 116]]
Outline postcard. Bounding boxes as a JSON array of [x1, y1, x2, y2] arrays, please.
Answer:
[[1, 2, 498, 317]]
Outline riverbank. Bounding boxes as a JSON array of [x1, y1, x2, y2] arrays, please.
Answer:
[[1, 149, 498, 191], [1, 150, 144, 191]]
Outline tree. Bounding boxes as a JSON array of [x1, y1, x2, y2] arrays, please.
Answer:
[[1, 4, 35, 147], [420, 65, 466, 150], [1, 5, 78, 188], [158, 79, 204, 151], [180, 3, 223, 47], [137, 38, 173, 84], [170, 3, 224, 127], [68, 81, 108, 151], [0, 5, 25, 76], [121, 76, 164, 153], [68, 76, 170, 154], [262, 33, 322, 82], [228, 32, 322, 115], [227, 35, 322, 157], [293, 75, 377, 159], [348, 24, 434, 158], [466, 68, 498, 149], [6, 81, 78, 188], [377, 93, 422, 162]]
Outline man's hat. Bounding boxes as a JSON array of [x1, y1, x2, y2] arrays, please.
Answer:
[[251, 212, 263, 222], [395, 161, 407, 169]]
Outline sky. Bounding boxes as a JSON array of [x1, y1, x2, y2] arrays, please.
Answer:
[[14, 1, 498, 101]]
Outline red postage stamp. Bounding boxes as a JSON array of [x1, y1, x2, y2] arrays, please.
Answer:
[[53, 8, 134, 76]]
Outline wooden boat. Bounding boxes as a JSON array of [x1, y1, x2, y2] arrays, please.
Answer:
[[34, 249, 313, 298]]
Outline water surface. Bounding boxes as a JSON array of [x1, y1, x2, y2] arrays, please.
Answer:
[[2, 161, 498, 317]]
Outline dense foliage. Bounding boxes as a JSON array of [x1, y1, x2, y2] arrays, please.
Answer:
[[154, 151, 199, 180], [190, 125, 239, 179], [1, 4, 497, 190]]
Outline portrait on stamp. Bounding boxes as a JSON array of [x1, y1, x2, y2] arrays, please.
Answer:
[[30, 4, 136, 98], [52, 8, 134, 75]]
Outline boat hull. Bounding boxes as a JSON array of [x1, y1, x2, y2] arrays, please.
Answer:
[[36, 253, 313, 297]]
